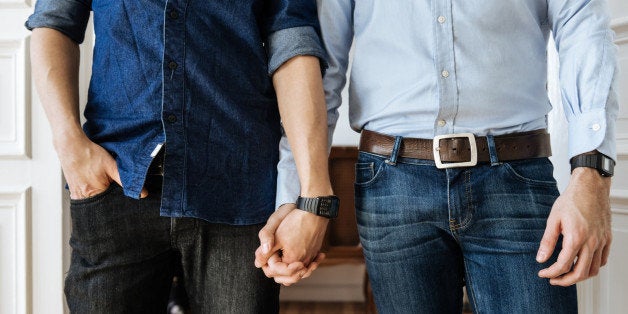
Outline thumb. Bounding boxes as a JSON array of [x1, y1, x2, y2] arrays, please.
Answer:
[[537, 212, 561, 263], [258, 223, 276, 255], [255, 224, 277, 268], [259, 204, 295, 252], [105, 157, 123, 188], [140, 187, 149, 199]]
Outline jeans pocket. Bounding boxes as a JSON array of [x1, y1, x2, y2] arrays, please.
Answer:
[[503, 158, 557, 187], [354, 154, 387, 187], [355, 162, 375, 184], [70, 183, 118, 206]]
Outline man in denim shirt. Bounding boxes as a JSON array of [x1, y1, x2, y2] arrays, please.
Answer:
[[26, 0, 335, 312], [262, 0, 619, 313]]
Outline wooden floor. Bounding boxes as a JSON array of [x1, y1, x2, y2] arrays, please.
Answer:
[[280, 302, 473, 314], [280, 302, 366, 314]]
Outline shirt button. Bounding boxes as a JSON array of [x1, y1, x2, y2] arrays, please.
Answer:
[[437, 120, 446, 127], [169, 11, 179, 19], [168, 61, 178, 70], [167, 114, 178, 123], [592, 123, 601, 131], [441, 70, 450, 78], [438, 16, 446, 24]]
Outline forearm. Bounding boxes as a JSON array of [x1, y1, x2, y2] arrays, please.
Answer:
[[31, 27, 86, 151], [273, 55, 332, 197]]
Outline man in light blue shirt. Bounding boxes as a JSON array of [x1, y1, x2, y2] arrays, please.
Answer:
[[257, 0, 619, 312]]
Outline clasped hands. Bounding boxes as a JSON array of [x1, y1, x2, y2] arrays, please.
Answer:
[[254, 203, 330, 286]]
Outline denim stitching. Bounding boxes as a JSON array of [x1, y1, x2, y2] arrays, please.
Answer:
[[459, 170, 474, 230]]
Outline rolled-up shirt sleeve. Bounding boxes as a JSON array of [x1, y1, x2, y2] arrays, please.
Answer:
[[25, 0, 92, 44], [274, 0, 353, 209], [265, 0, 328, 76], [267, 26, 327, 76], [548, 0, 619, 161]]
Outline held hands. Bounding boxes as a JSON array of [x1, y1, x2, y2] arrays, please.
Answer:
[[255, 203, 329, 286], [537, 167, 612, 286]]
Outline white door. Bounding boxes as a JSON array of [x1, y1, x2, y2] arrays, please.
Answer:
[[0, 2, 93, 313]]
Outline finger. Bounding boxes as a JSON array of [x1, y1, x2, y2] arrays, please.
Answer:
[[538, 236, 579, 279], [550, 244, 594, 286], [262, 264, 306, 282], [262, 252, 294, 277], [254, 245, 281, 268], [268, 253, 305, 276], [258, 224, 276, 255], [301, 253, 325, 279], [272, 271, 307, 286], [587, 248, 603, 277], [268, 262, 309, 286], [601, 236, 611, 267], [105, 158, 123, 187], [256, 225, 281, 268], [140, 187, 149, 198], [254, 246, 266, 268], [537, 213, 561, 263], [69, 183, 106, 199]]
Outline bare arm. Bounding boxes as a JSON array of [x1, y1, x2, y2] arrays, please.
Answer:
[[273, 56, 332, 199], [31, 28, 132, 198], [254, 55, 333, 285]]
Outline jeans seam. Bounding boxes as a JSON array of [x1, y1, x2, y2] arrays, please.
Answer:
[[459, 170, 474, 230], [463, 257, 481, 314]]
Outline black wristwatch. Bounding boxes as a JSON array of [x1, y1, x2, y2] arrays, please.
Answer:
[[296, 195, 340, 219], [570, 152, 615, 177]]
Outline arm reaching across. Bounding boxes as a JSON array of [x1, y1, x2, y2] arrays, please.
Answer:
[[255, 55, 333, 285]]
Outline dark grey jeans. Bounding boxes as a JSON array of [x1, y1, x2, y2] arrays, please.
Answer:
[[65, 178, 279, 313]]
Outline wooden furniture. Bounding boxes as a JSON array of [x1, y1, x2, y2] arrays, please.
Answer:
[[321, 147, 362, 262], [322, 147, 376, 314]]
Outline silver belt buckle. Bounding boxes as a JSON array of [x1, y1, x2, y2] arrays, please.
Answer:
[[433, 133, 478, 169]]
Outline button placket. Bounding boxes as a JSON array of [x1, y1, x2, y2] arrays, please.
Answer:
[[432, 1, 458, 136]]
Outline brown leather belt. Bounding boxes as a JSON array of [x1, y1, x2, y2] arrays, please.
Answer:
[[359, 129, 551, 168]]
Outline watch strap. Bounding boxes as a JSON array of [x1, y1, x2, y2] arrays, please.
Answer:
[[296, 195, 339, 219], [570, 153, 615, 177]]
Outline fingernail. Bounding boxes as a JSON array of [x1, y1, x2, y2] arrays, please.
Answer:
[[536, 251, 546, 262], [263, 243, 270, 254]]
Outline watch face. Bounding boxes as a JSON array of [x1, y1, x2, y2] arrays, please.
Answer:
[[318, 198, 332, 216], [602, 157, 613, 172]]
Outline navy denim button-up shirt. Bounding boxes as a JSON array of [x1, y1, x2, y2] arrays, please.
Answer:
[[26, 0, 326, 225]]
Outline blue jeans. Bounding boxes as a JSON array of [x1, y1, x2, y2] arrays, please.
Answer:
[[65, 177, 279, 313], [355, 148, 577, 313]]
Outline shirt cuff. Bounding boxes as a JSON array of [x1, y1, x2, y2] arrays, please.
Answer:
[[275, 135, 301, 210], [568, 108, 617, 161], [267, 26, 328, 76], [25, 6, 91, 44]]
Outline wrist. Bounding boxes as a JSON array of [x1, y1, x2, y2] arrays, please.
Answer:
[[299, 180, 334, 198], [570, 167, 611, 190], [52, 126, 89, 150]]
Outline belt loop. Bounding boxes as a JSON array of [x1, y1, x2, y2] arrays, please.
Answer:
[[486, 134, 499, 166], [385, 136, 403, 166]]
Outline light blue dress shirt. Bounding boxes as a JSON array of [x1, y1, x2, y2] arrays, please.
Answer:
[[276, 0, 619, 208]]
